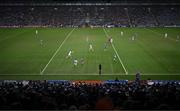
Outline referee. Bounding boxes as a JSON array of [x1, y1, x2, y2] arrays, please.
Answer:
[[99, 64, 102, 75]]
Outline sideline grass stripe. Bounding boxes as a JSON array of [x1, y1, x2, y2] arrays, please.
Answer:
[[103, 28, 128, 75], [0, 73, 180, 75], [40, 28, 75, 74], [1, 75, 180, 80]]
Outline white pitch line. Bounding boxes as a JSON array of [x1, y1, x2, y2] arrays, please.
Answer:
[[40, 28, 75, 75], [103, 28, 128, 75]]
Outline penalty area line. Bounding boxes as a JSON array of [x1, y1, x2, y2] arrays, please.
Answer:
[[103, 28, 128, 75], [40, 28, 75, 75]]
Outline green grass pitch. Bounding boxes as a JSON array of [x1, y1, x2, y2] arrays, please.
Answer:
[[0, 27, 180, 80]]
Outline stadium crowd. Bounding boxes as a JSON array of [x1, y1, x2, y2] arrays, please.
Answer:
[[0, 5, 180, 27], [0, 80, 180, 110]]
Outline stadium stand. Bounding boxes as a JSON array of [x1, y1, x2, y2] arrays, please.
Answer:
[[0, 80, 180, 110], [152, 6, 180, 26], [128, 7, 157, 27], [0, 5, 180, 27]]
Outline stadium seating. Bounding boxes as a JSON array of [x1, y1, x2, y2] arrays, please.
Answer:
[[0, 5, 180, 27], [0, 80, 180, 110]]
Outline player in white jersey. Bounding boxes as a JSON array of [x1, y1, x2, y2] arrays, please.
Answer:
[[35, 30, 39, 39], [66, 50, 73, 59], [113, 54, 117, 62], [89, 44, 94, 52], [132, 36, 135, 41], [108, 37, 113, 44], [36, 30, 38, 35], [73, 59, 78, 66], [110, 37, 113, 43], [121, 31, 124, 36], [164, 33, 168, 38]]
